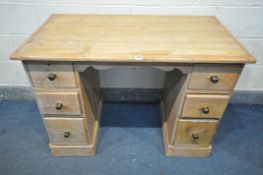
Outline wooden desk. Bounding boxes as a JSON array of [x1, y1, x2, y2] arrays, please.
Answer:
[[10, 15, 256, 157]]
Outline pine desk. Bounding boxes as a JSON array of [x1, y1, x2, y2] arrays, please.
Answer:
[[10, 15, 256, 157]]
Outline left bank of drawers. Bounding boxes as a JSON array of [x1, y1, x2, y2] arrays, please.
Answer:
[[25, 62, 89, 145]]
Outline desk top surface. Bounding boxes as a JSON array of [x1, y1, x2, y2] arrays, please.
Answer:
[[10, 15, 255, 64]]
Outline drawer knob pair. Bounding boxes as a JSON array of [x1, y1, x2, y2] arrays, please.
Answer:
[[48, 72, 57, 81], [210, 75, 219, 84], [192, 133, 199, 140], [56, 102, 63, 110], [64, 131, 70, 138], [202, 106, 210, 114]]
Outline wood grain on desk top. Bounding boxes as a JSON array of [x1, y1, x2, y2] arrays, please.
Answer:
[[10, 15, 256, 64]]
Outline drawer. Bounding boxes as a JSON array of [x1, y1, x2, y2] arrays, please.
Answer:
[[174, 119, 218, 147], [181, 94, 229, 118], [35, 91, 82, 115], [44, 117, 88, 145], [188, 65, 242, 91], [26, 63, 77, 88]]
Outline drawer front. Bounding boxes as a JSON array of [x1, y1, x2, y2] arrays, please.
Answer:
[[44, 117, 88, 145], [27, 63, 77, 88], [36, 91, 82, 115], [181, 94, 229, 118], [188, 65, 241, 91], [174, 119, 218, 147]]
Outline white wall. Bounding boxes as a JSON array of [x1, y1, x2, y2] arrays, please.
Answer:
[[0, 1, 263, 90]]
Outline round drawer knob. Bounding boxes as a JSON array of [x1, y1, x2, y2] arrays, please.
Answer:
[[55, 102, 63, 110], [202, 106, 210, 114], [64, 131, 70, 138], [192, 133, 199, 140], [48, 73, 57, 81], [210, 75, 219, 84]]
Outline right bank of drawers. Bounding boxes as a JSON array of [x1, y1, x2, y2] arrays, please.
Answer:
[[174, 64, 242, 147], [26, 62, 89, 145]]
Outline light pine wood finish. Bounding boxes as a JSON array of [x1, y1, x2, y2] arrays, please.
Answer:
[[181, 94, 230, 118], [22, 60, 102, 156], [162, 68, 189, 143], [161, 90, 215, 157], [49, 144, 97, 156], [10, 15, 255, 64], [78, 67, 101, 120], [162, 122, 212, 157], [174, 119, 218, 147], [188, 65, 243, 92], [35, 91, 82, 115], [10, 15, 256, 157], [26, 62, 77, 88], [44, 117, 88, 145], [160, 64, 239, 156], [49, 99, 102, 156], [74, 66, 102, 144]]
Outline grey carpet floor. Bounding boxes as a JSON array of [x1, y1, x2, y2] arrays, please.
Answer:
[[0, 100, 262, 175]]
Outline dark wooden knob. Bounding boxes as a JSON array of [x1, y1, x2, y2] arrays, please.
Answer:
[[56, 102, 63, 110], [210, 75, 219, 84], [202, 106, 210, 114], [192, 133, 199, 140], [48, 72, 57, 81], [64, 131, 70, 138]]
